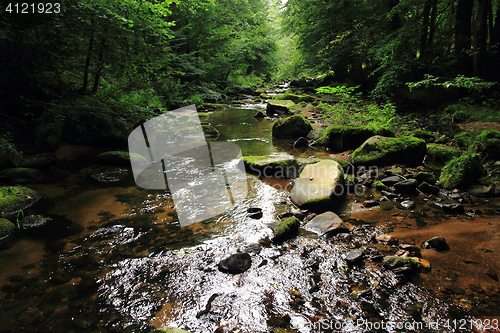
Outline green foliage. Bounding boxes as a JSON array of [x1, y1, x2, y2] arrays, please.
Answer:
[[0, 135, 22, 164], [407, 75, 496, 92]]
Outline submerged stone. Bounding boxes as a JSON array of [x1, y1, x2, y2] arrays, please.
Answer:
[[290, 160, 345, 213], [345, 249, 364, 264], [218, 253, 252, 274], [201, 124, 220, 138], [303, 211, 349, 236]]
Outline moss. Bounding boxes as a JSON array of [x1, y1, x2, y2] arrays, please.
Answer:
[[373, 181, 386, 189], [259, 93, 271, 99], [0, 168, 43, 184], [242, 155, 300, 178], [201, 124, 220, 138], [273, 93, 315, 104], [318, 125, 395, 151], [199, 103, 228, 110], [266, 99, 296, 115], [272, 216, 300, 242], [426, 143, 462, 163], [154, 328, 192, 333], [197, 112, 211, 119], [454, 132, 473, 150], [382, 256, 419, 269], [272, 114, 313, 138], [439, 153, 483, 189], [351, 135, 427, 166], [413, 171, 436, 184], [97, 151, 148, 166], [411, 129, 434, 142], [333, 158, 354, 174], [254, 110, 266, 118], [470, 129, 500, 159], [0, 186, 41, 216], [0, 218, 16, 239], [302, 196, 331, 207]]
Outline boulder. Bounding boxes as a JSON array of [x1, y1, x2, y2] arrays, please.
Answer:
[[273, 93, 315, 104], [418, 182, 440, 194], [0, 186, 41, 216], [242, 155, 301, 178], [272, 115, 313, 138], [413, 171, 436, 184], [0, 218, 16, 239], [394, 179, 419, 193], [0, 168, 43, 184], [218, 253, 252, 274], [380, 175, 402, 186], [303, 211, 349, 236], [266, 100, 295, 116], [469, 129, 500, 159], [201, 124, 219, 138], [423, 236, 449, 251], [318, 125, 394, 151], [20, 153, 58, 170], [426, 143, 462, 163], [290, 160, 345, 212], [345, 249, 364, 264], [350, 135, 427, 166], [439, 153, 483, 189], [35, 123, 63, 153], [271, 216, 300, 242], [467, 185, 495, 198]]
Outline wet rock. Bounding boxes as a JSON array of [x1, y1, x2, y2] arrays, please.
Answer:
[[447, 192, 463, 201], [202, 124, 219, 138], [243, 244, 262, 255], [418, 182, 440, 194], [350, 135, 427, 166], [35, 122, 63, 153], [413, 171, 436, 184], [290, 160, 345, 213], [91, 169, 128, 183], [375, 234, 398, 245], [394, 179, 418, 193], [382, 256, 419, 272], [399, 244, 421, 258], [0, 218, 16, 239], [439, 153, 483, 189], [20, 215, 48, 229], [0, 168, 43, 184], [423, 236, 449, 251], [400, 200, 415, 210], [154, 327, 192, 333], [440, 203, 465, 214], [345, 249, 364, 264], [318, 125, 394, 151], [336, 233, 352, 242], [271, 216, 300, 242], [380, 176, 402, 186], [486, 268, 498, 281], [247, 207, 263, 219], [303, 211, 349, 236], [254, 110, 266, 118], [277, 212, 293, 219], [96, 151, 148, 166], [20, 153, 58, 170], [465, 209, 482, 217], [218, 253, 252, 274], [272, 114, 313, 138], [291, 209, 305, 220], [392, 266, 414, 276], [426, 143, 462, 163], [468, 185, 494, 198], [242, 155, 300, 179], [381, 190, 397, 199], [293, 137, 309, 148], [266, 99, 295, 116], [363, 200, 379, 208], [0, 186, 42, 217]]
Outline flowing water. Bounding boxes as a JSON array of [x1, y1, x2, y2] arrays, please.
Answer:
[[1, 98, 500, 333]]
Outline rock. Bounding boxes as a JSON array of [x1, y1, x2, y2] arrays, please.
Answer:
[[254, 110, 266, 118], [289, 160, 346, 212], [291, 209, 305, 220], [350, 135, 427, 166], [266, 99, 295, 116], [0, 168, 43, 184], [35, 123, 63, 153], [218, 253, 252, 274], [399, 244, 421, 258], [345, 249, 364, 264], [259, 93, 271, 99], [96, 151, 148, 166], [468, 129, 500, 159], [426, 143, 462, 163], [277, 212, 293, 219], [468, 185, 494, 198], [440, 203, 465, 214], [272, 216, 300, 242], [382, 256, 419, 271], [375, 234, 398, 245], [19, 215, 48, 229], [394, 179, 418, 193], [439, 154, 483, 189], [201, 124, 219, 138], [273, 93, 315, 104], [20, 153, 58, 170], [418, 182, 440, 194], [91, 169, 128, 183], [411, 130, 434, 142], [154, 327, 192, 333], [247, 207, 263, 219], [243, 244, 262, 255], [318, 125, 394, 151], [400, 200, 415, 210], [293, 137, 309, 148], [242, 155, 301, 178], [0, 218, 16, 239], [363, 200, 379, 208], [413, 171, 436, 184], [423, 236, 449, 251], [380, 176, 402, 186], [485, 268, 498, 281], [0, 186, 42, 216], [303, 211, 349, 236], [272, 115, 313, 138]]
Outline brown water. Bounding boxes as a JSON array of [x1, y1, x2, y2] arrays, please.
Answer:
[[0, 101, 499, 333]]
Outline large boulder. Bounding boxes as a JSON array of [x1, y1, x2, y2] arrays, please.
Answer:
[[426, 143, 461, 163], [273, 93, 315, 104], [290, 159, 345, 212], [303, 211, 349, 236], [266, 100, 295, 116], [439, 153, 483, 189], [0, 218, 16, 239], [272, 115, 313, 139], [318, 125, 395, 151], [0, 186, 41, 216], [350, 135, 427, 166]]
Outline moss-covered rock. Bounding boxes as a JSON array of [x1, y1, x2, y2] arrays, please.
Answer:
[[259, 93, 272, 99], [35, 122, 63, 153], [382, 256, 420, 270], [332, 158, 354, 174], [470, 129, 500, 159], [0, 168, 43, 184], [350, 135, 427, 166], [272, 216, 300, 242], [96, 151, 148, 166], [318, 125, 395, 151], [413, 171, 436, 184], [242, 155, 301, 178], [410, 129, 435, 142], [273, 93, 315, 104], [290, 159, 345, 213], [20, 153, 58, 170], [197, 112, 211, 119], [199, 103, 229, 111], [254, 110, 266, 118], [0, 218, 16, 239], [272, 115, 313, 138], [266, 99, 295, 116], [426, 143, 462, 163], [439, 153, 483, 189], [201, 124, 220, 138], [0, 186, 41, 216]]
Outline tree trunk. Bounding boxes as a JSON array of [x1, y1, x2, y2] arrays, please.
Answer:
[[388, 0, 402, 31], [91, 38, 105, 94], [81, 21, 94, 94], [420, 0, 432, 63], [489, 0, 500, 80], [455, 0, 474, 76], [473, 0, 488, 78], [428, 0, 438, 47]]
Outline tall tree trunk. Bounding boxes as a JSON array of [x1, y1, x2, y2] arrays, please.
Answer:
[[489, 0, 500, 80], [91, 38, 105, 94], [81, 20, 94, 94], [388, 0, 402, 31], [420, 0, 432, 62], [473, 0, 488, 78], [428, 0, 438, 47], [455, 0, 474, 76]]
